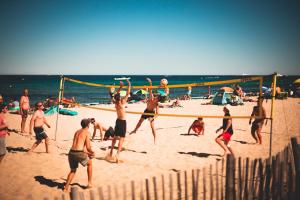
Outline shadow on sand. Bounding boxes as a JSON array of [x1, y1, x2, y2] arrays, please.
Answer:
[[232, 139, 255, 145], [34, 176, 86, 190], [178, 152, 222, 158], [180, 133, 199, 137], [100, 147, 147, 154], [6, 146, 29, 153]]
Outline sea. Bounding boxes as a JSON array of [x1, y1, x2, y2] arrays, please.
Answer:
[[0, 75, 298, 105]]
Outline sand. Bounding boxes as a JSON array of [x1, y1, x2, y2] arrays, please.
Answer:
[[0, 98, 299, 199]]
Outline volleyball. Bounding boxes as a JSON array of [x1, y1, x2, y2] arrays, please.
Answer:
[[160, 78, 168, 86]]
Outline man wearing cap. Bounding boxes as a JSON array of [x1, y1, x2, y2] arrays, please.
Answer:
[[63, 118, 94, 192]]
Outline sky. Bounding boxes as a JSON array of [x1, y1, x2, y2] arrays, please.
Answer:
[[0, 0, 299, 75]]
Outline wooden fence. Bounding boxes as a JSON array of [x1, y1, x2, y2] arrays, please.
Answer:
[[44, 137, 300, 200]]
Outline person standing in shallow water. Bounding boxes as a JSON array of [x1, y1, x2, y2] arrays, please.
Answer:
[[215, 107, 234, 157], [20, 89, 30, 134]]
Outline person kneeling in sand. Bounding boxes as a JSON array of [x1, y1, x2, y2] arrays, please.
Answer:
[[188, 117, 205, 136], [130, 78, 159, 143], [215, 107, 234, 157], [63, 118, 95, 192], [90, 118, 114, 141], [28, 102, 51, 153]]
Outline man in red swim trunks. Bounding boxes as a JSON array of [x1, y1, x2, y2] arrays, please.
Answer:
[[215, 107, 234, 157], [188, 117, 205, 136]]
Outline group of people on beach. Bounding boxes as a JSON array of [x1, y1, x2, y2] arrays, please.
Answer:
[[0, 80, 267, 192]]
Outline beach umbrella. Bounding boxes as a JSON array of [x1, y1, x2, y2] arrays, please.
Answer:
[[133, 89, 148, 95], [219, 87, 234, 92]]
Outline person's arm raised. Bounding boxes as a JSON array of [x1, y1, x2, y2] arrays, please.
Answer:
[[146, 78, 153, 99], [124, 80, 131, 101]]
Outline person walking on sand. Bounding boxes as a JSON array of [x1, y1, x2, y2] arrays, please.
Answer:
[[130, 78, 160, 143], [0, 104, 10, 163], [215, 107, 234, 157], [20, 89, 30, 134], [28, 102, 51, 153], [188, 117, 205, 136], [90, 118, 114, 141], [249, 98, 266, 144], [63, 119, 95, 192], [107, 80, 131, 163]]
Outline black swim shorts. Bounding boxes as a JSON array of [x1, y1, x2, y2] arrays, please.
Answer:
[[34, 127, 48, 141], [141, 109, 155, 120], [104, 126, 114, 140], [114, 119, 126, 137], [68, 149, 89, 169]]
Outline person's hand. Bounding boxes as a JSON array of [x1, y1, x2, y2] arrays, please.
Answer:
[[126, 79, 130, 84], [216, 128, 220, 133], [120, 81, 124, 86]]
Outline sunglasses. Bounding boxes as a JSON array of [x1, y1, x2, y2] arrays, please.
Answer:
[[37, 104, 43, 107]]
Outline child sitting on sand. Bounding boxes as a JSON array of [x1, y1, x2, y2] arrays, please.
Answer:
[[188, 117, 205, 136]]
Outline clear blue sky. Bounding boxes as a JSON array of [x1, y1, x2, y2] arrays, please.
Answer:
[[0, 0, 299, 75]]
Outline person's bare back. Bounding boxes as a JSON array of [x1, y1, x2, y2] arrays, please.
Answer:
[[71, 129, 89, 151]]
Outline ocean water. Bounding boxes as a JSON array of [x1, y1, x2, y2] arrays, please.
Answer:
[[0, 75, 298, 105]]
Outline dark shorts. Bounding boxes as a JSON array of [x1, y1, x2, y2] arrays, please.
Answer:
[[68, 150, 89, 169], [221, 132, 232, 142], [141, 109, 155, 120], [104, 126, 114, 141], [114, 119, 126, 137], [0, 137, 6, 156], [34, 127, 48, 141], [21, 109, 28, 118], [251, 121, 264, 132]]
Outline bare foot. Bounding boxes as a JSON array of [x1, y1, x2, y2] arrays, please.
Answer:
[[63, 187, 69, 193], [87, 184, 93, 189]]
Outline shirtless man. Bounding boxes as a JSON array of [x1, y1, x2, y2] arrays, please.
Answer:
[[63, 118, 95, 192], [20, 89, 30, 133], [108, 80, 131, 163], [249, 98, 266, 144], [90, 118, 114, 141], [130, 78, 159, 143], [28, 102, 51, 153]]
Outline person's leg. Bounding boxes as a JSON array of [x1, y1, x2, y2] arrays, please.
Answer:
[[21, 116, 27, 133], [0, 155, 5, 163], [63, 169, 76, 192], [224, 141, 234, 157], [215, 136, 229, 156], [149, 120, 156, 144], [87, 160, 92, 188], [28, 140, 41, 153], [109, 137, 117, 157], [251, 125, 258, 143], [130, 118, 144, 134], [256, 127, 263, 144], [45, 138, 50, 153], [116, 137, 125, 162]]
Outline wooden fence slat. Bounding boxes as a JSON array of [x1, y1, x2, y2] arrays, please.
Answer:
[[225, 155, 235, 200], [216, 160, 219, 200], [114, 184, 119, 200], [131, 181, 136, 200], [79, 192, 84, 200], [98, 187, 104, 200], [264, 158, 271, 199], [257, 159, 264, 200], [248, 159, 254, 200], [71, 187, 80, 200], [89, 190, 95, 200], [192, 170, 196, 200], [221, 158, 225, 200], [145, 179, 150, 200], [177, 172, 182, 200], [184, 171, 188, 200], [244, 158, 249, 200], [250, 159, 257, 199], [162, 175, 165, 200], [203, 167, 207, 200], [153, 177, 158, 200], [237, 157, 242, 200], [291, 137, 300, 198], [209, 164, 214, 200], [107, 185, 112, 200], [140, 180, 144, 200], [169, 174, 173, 200]]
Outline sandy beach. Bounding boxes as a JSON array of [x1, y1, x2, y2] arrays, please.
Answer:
[[0, 98, 299, 199]]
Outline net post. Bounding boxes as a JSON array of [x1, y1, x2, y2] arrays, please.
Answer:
[[54, 75, 64, 141], [258, 77, 263, 118], [269, 73, 277, 161]]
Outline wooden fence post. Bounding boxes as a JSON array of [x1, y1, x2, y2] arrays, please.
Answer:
[[291, 137, 300, 198], [225, 155, 235, 200], [89, 190, 95, 200], [146, 179, 150, 200], [216, 160, 219, 200], [162, 175, 165, 200], [210, 164, 214, 200], [169, 174, 173, 200], [71, 187, 80, 200], [153, 177, 158, 200], [184, 171, 188, 200], [244, 158, 249, 200], [264, 158, 271, 199], [98, 187, 104, 200], [257, 159, 264, 200], [203, 167, 207, 200], [177, 172, 182, 200], [131, 181, 136, 200]]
